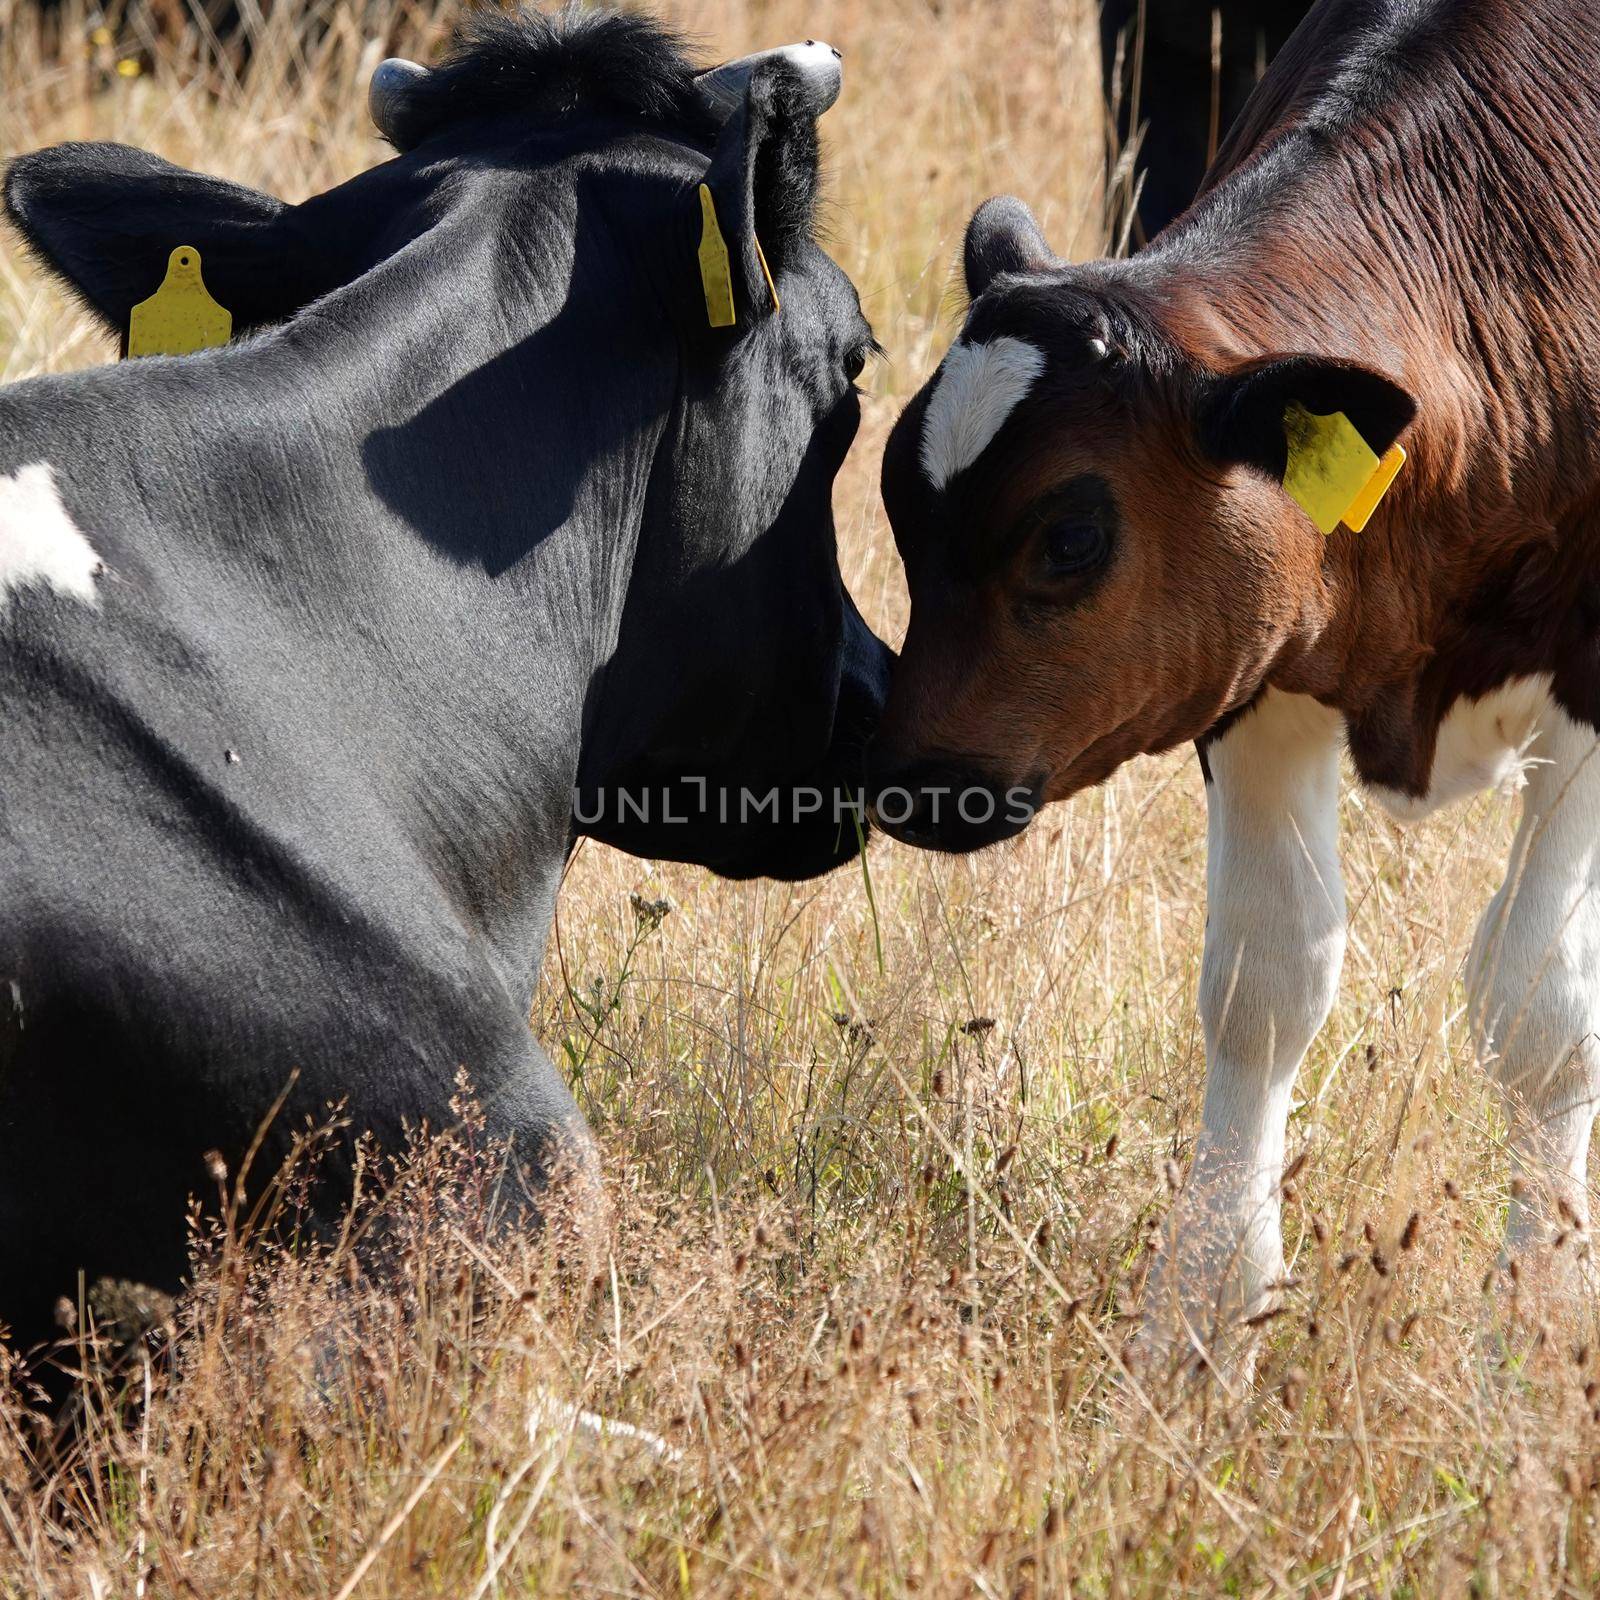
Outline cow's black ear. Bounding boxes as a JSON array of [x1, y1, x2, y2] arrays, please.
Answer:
[[1199, 353, 1417, 480], [699, 60, 820, 327], [3, 143, 345, 347], [964, 196, 1058, 299]]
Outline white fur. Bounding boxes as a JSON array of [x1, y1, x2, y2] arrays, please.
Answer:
[[527, 1388, 679, 1463], [1370, 674, 1550, 822], [1150, 675, 1600, 1360], [919, 336, 1046, 490], [1468, 700, 1600, 1261], [1145, 691, 1347, 1359], [0, 463, 102, 614]]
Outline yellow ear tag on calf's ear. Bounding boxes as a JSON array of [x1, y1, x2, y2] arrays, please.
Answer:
[[697, 184, 737, 329], [126, 246, 232, 359], [1281, 402, 1406, 535]]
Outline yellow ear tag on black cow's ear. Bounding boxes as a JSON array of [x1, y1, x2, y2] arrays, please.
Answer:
[[1281, 402, 1406, 535], [126, 246, 232, 359], [697, 184, 737, 329]]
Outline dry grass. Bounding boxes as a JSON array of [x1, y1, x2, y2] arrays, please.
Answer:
[[4, 2, 1599, 1595]]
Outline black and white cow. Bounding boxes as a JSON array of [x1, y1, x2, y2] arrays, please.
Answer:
[[0, 8, 889, 1347]]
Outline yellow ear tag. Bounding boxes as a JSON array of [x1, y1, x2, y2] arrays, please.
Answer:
[[1282, 403, 1406, 535], [697, 184, 736, 329], [126, 245, 232, 359]]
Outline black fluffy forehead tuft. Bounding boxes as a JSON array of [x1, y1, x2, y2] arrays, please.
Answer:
[[390, 4, 717, 148]]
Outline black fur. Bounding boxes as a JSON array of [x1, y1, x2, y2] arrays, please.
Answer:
[[7, 8, 833, 346], [745, 62, 821, 252], [963, 196, 1059, 300], [1199, 353, 1418, 482], [3, 143, 430, 352], [378, 4, 712, 151], [0, 7, 888, 1349]]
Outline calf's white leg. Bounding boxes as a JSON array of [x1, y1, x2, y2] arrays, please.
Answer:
[[1144, 691, 1346, 1363], [1468, 702, 1600, 1272]]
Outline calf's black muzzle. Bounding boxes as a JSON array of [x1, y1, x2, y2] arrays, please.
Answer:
[[866, 756, 1043, 853]]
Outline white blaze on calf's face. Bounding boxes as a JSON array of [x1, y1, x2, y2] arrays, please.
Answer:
[[0, 463, 103, 614], [919, 336, 1047, 491]]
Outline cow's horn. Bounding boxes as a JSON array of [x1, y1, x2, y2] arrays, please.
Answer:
[[369, 57, 429, 145], [693, 40, 842, 121]]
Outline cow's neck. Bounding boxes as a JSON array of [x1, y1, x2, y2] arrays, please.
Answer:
[[105, 217, 670, 990], [1143, 104, 1600, 764]]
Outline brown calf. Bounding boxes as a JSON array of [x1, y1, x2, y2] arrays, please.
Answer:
[[873, 0, 1600, 1359]]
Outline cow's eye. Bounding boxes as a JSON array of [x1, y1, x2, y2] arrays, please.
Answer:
[[1043, 520, 1110, 576], [843, 343, 870, 384]]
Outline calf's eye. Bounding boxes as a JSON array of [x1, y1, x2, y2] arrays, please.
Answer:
[[1043, 520, 1109, 576]]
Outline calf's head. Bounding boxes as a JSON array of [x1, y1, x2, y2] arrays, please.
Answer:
[[870, 197, 1414, 850]]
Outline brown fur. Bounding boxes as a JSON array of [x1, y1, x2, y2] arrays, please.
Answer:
[[876, 0, 1600, 817]]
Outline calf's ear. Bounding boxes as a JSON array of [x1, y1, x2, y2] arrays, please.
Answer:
[[696, 58, 825, 329], [964, 196, 1059, 299], [1199, 353, 1417, 480], [4, 142, 337, 348]]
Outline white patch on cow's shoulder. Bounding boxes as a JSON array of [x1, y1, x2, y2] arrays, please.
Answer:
[[0, 462, 103, 615], [919, 335, 1047, 490], [1369, 674, 1552, 823]]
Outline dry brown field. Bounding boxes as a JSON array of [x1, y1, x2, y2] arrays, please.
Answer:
[[4, 2, 1599, 1595]]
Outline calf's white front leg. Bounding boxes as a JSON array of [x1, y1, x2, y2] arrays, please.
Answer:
[[1469, 700, 1600, 1276], [1144, 691, 1346, 1363]]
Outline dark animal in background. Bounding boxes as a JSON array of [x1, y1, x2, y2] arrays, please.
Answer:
[[875, 0, 1600, 1360], [0, 10, 889, 1348], [1101, 0, 1308, 240]]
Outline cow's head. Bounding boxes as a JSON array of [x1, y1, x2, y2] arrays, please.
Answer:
[[4, 9, 891, 882], [869, 195, 1415, 851]]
